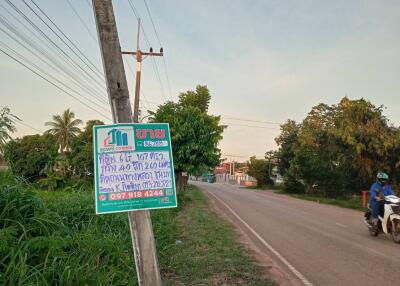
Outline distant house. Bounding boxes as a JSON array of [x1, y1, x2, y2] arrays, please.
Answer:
[[214, 163, 229, 174], [238, 166, 249, 174]]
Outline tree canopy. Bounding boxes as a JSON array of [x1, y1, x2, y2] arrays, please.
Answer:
[[4, 134, 58, 181], [68, 120, 104, 178], [2, 107, 103, 185], [247, 156, 270, 187], [45, 109, 82, 154], [275, 97, 400, 196], [149, 85, 225, 191]]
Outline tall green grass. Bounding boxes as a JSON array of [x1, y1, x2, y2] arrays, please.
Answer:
[[1, 177, 272, 285], [0, 181, 137, 285], [0, 183, 190, 285]]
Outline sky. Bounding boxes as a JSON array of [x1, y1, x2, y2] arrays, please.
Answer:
[[1, 0, 400, 160]]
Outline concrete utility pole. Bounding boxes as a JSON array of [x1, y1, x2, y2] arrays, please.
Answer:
[[122, 18, 163, 121], [92, 1, 162, 285]]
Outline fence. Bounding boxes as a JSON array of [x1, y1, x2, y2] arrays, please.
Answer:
[[215, 174, 257, 186]]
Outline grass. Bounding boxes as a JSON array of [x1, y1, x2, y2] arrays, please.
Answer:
[[244, 179, 365, 211], [245, 184, 284, 191], [0, 177, 273, 286], [273, 189, 364, 211]]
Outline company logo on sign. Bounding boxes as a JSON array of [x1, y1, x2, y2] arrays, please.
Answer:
[[104, 129, 128, 147], [99, 127, 134, 153]]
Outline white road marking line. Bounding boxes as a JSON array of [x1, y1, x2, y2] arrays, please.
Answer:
[[206, 190, 314, 286], [335, 222, 348, 228]]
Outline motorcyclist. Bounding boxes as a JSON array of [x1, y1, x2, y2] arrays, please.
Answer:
[[369, 171, 393, 224]]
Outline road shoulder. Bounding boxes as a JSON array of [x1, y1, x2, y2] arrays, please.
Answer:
[[202, 185, 304, 286]]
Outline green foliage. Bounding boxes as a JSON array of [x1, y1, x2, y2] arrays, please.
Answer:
[[0, 185, 43, 230], [275, 97, 400, 197], [45, 109, 83, 154], [3, 117, 103, 185], [279, 191, 364, 211], [0, 177, 271, 285], [282, 168, 305, 194], [37, 169, 64, 191], [149, 85, 225, 176], [275, 119, 300, 175], [0, 107, 19, 154], [68, 120, 104, 180], [247, 156, 271, 187], [0, 184, 63, 285], [178, 85, 211, 113], [0, 182, 135, 286], [3, 134, 58, 181]]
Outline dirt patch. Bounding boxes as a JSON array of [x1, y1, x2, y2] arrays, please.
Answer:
[[204, 190, 304, 286]]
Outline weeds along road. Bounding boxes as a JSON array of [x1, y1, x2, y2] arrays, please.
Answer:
[[193, 181, 400, 286]]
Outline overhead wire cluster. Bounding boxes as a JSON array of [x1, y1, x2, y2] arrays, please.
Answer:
[[0, 0, 112, 121], [0, 0, 281, 133], [124, 0, 176, 119]]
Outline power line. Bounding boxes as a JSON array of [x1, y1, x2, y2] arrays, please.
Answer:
[[122, 53, 156, 115], [126, 0, 167, 101], [65, 0, 97, 43], [142, 0, 173, 99], [24, 0, 105, 80], [161, 57, 173, 99], [4, 0, 107, 95], [149, 57, 167, 100], [222, 153, 249, 158], [222, 115, 281, 125], [15, 120, 43, 133], [0, 16, 108, 106], [0, 40, 110, 114], [142, 0, 162, 47], [221, 122, 280, 130], [0, 46, 111, 120], [126, 0, 152, 46], [0, 2, 107, 99]]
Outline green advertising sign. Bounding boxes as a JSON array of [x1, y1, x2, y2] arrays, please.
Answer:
[[93, 123, 177, 214]]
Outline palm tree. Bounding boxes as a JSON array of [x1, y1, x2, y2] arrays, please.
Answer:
[[0, 107, 19, 154], [45, 109, 82, 154]]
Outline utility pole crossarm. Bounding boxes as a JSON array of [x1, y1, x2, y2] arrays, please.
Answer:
[[122, 51, 163, 57], [121, 17, 164, 122]]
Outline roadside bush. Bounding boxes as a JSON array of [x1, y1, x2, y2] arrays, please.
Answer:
[[3, 134, 58, 182], [248, 156, 274, 187], [283, 169, 305, 194]]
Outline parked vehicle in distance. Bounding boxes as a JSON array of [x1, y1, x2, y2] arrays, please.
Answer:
[[207, 174, 216, 183]]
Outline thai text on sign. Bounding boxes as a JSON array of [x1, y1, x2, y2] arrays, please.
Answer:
[[93, 123, 177, 214]]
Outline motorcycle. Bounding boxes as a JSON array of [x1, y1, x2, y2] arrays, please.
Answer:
[[364, 195, 400, 243]]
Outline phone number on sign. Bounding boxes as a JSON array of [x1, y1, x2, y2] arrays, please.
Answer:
[[108, 190, 164, 201]]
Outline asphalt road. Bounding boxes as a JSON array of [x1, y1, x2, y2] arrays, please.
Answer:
[[193, 181, 400, 286]]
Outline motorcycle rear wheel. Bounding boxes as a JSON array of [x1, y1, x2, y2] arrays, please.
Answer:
[[366, 213, 379, 236], [391, 219, 400, 243], [369, 226, 379, 237]]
